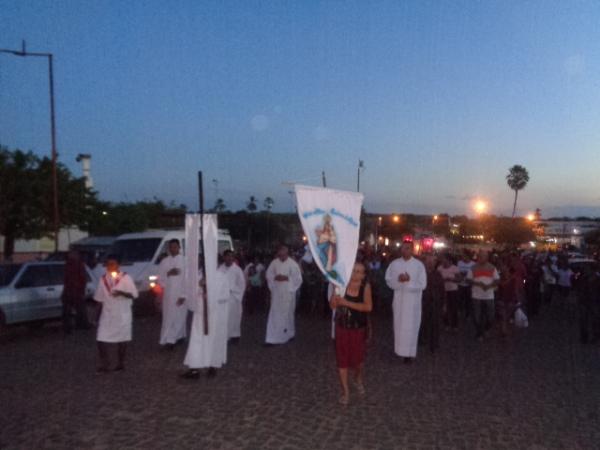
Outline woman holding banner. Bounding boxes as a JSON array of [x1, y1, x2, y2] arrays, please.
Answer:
[[329, 261, 372, 405]]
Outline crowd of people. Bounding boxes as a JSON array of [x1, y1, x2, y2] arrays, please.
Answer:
[[61, 239, 600, 405]]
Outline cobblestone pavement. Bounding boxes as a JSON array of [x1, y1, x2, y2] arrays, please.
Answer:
[[1, 299, 599, 450]]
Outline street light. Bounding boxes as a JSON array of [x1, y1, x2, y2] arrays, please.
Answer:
[[392, 215, 400, 223], [1, 41, 59, 251], [375, 216, 382, 251], [473, 199, 488, 215]]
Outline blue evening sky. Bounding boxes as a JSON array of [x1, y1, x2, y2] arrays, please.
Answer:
[[1, 0, 600, 217]]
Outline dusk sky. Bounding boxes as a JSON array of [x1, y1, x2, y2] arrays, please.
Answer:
[[2, 1, 600, 217]]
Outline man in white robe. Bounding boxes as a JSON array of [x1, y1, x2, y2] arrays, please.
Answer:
[[218, 250, 246, 342], [94, 255, 138, 372], [158, 239, 187, 348], [265, 245, 303, 345], [181, 269, 231, 378], [385, 242, 427, 362]]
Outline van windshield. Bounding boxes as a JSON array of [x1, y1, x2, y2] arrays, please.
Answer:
[[0, 264, 22, 287], [108, 239, 162, 264]]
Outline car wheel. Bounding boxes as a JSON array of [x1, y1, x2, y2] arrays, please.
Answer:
[[28, 320, 45, 331]]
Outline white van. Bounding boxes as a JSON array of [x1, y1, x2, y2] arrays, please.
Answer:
[[96, 228, 233, 312]]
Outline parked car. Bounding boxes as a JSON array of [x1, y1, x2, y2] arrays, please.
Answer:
[[0, 261, 97, 331], [568, 257, 597, 288]]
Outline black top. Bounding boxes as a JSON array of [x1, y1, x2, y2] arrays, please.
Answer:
[[336, 282, 368, 329]]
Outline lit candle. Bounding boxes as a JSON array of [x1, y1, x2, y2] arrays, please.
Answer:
[[111, 271, 118, 279]]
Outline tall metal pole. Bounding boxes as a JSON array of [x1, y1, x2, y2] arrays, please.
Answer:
[[357, 160, 364, 192], [0, 43, 60, 251], [198, 171, 208, 335], [48, 54, 59, 252]]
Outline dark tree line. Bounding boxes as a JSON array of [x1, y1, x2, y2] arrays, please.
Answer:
[[0, 146, 95, 259]]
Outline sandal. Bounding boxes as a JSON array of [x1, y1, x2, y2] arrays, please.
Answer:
[[355, 382, 366, 395], [339, 394, 349, 405]]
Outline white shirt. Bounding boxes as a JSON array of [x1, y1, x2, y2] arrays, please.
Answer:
[[438, 264, 460, 291], [457, 260, 474, 287], [218, 263, 246, 301], [94, 271, 138, 342], [385, 257, 427, 294], [557, 268, 573, 287], [467, 264, 499, 300], [266, 257, 303, 294]]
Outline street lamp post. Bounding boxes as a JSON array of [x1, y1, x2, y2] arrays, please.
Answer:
[[357, 159, 364, 192], [375, 216, 382, 251], [1, 41, 59, 251]]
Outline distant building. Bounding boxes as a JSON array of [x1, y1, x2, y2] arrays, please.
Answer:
[[536, 220, 600, 248], [0, 227, 88, 263], [76, 153, 93, 189]]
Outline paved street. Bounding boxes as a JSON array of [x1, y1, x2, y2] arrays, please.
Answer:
[[1, 300, 599, 450]]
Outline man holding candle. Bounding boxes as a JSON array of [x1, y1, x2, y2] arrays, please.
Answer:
[[94, 255, 138, 373]]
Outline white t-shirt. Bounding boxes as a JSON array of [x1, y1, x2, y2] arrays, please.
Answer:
[[457, 260, 474, 287], [557, 268, 573, 287], [542, 265, 557, 285], [467, 264, 500, 300], [438, 264, 460, 291]]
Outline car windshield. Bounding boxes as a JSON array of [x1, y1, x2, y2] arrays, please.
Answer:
[[107, 239, 162, 265], [0, 264, 22, 287]]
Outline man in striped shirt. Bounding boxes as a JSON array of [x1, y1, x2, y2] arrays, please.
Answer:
[[466, 250, 499, 341]]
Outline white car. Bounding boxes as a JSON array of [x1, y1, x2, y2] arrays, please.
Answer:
[[0, 261, 97, 329]]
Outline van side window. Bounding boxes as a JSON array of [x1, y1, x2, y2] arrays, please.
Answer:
[[155, 242, 170, 265]]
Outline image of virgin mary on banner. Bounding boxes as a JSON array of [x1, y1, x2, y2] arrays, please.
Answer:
[[295, 185, 364, 294]]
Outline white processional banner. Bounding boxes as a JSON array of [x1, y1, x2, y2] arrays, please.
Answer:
[[295, 185, 364, 294], [184, 214, 218, 324]]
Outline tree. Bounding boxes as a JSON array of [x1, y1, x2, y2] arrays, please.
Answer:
[[506, 165, 530, 218], [247, 195, 257, 213], [490, 217, 536, 245], [87, 199, 185, 236], [0, 145, 96, 260], [213, 198, 226, 213], [263, 196, 274, 212]]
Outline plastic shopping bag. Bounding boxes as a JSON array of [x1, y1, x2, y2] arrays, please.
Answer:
[[514, 307, 529, 328]]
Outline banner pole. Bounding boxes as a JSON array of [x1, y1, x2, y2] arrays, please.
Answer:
[[198, 171, 209, 335]]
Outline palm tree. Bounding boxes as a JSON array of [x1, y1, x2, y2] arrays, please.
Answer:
[[247, 195, 257, 213], [213, 198, 226, 213], [506, 165, 530, 218], [263, 196, 274, 212]]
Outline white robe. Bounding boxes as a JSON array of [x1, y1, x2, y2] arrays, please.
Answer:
[[265, 257, 303, 344], [184, 271, 231, 369], [385, 257, 427, 357], [158, 254, 187, 345], [94, 272, 138, 343], [218, 263, 246, 339]]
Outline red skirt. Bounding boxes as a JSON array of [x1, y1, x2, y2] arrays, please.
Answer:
[[335, 325, 367, 369]]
